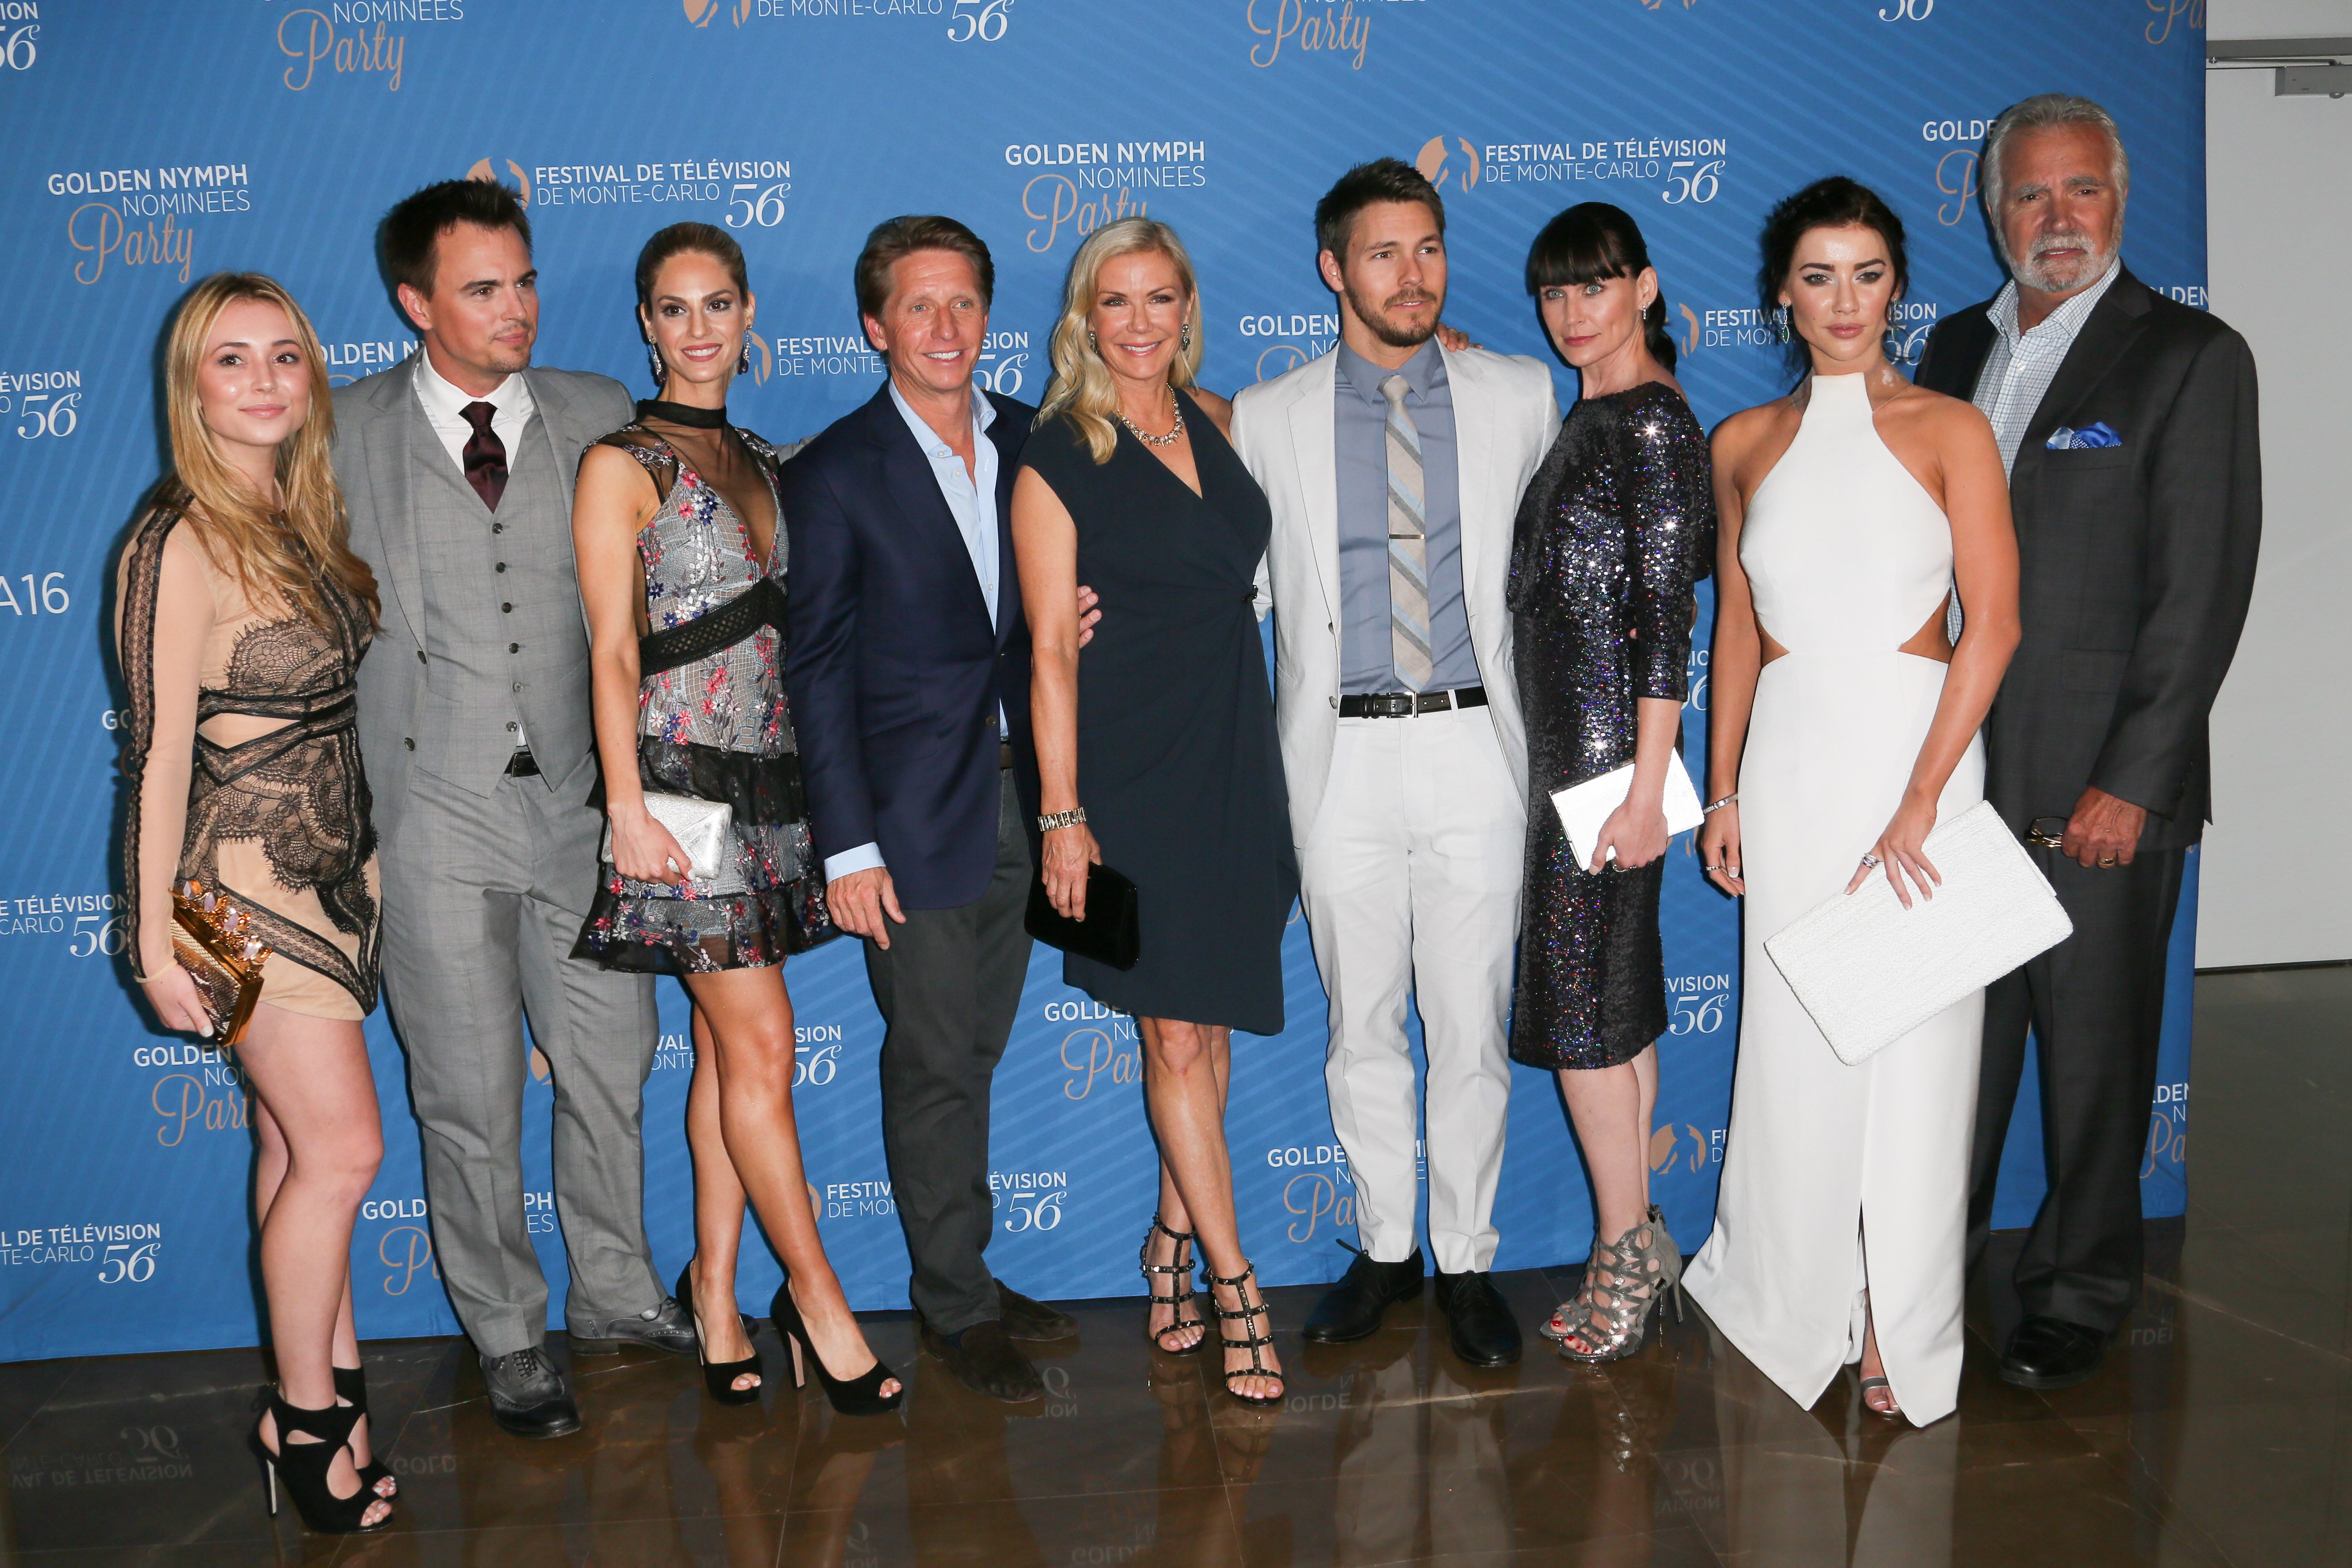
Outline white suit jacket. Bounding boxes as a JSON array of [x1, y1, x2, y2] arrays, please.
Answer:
[[1231, 343, 1561, 846]]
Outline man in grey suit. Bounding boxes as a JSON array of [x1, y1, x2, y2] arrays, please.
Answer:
[[334, 178, 691, 1438]]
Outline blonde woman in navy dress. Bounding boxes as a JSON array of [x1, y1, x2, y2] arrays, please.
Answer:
[[1014, 217, 1297, 1405]]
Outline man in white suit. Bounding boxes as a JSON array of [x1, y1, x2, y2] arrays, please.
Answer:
[[1230, 159, 1557, 1366]]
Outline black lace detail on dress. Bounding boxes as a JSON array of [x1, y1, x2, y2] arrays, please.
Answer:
[[119, 504, 381, 1012]]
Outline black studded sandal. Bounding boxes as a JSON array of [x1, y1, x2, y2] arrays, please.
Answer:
[[1206, 1261, 1284, 1406], [1139, 1215, 1206, 1355]]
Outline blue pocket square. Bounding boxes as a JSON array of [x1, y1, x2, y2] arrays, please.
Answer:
[[2046, 421, 2121, 450]]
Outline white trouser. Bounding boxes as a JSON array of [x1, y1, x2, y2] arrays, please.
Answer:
[[1297, 704, 1524, 1275]]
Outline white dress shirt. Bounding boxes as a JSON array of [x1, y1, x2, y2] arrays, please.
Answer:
[[412, 351, 538, 748], [823, 378, 1002, 884], [412, 348, 537, 475], [1971, 258, 2121, 475]]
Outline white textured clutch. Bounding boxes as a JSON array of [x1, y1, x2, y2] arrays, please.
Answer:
[[1550, 754, 1705, 871], [1763, 800, 2071, 1066], [601, 793, 747, 896]]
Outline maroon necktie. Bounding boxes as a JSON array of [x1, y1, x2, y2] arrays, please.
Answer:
[[459, 401, 508, 512]]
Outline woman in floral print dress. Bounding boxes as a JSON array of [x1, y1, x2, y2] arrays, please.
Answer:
[[572, 223, 898, 1415]]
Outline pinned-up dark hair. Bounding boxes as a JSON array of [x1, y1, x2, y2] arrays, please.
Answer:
[[1524, 202, 1677, 371], [378, 177, 532, 299], [635, 222, 749, 316], [1757, 176, 1910, 375]]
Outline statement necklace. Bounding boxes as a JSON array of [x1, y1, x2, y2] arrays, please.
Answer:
[[1117, 399, 1185, 448]]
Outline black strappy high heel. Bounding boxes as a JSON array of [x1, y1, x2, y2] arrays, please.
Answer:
[[1206, 1261, 1284, 1406], [330, 1365, 396, 1500], [249, 1391, 394, 1534], [679, 1263, 763, 1406], [1139, 1215, 1205, 1356], [770, 1280, 903, 1416]]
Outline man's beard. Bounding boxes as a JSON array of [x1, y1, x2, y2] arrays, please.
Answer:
[[1343, 277, 1441, 350], [2011, 227, 2117, 293]]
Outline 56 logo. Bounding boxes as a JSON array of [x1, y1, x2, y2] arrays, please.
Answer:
[[14, 391, 79, 439], [98, 1242, 160, 1284], [948, 0, 1013, 41], [2, 15, 35, 72]]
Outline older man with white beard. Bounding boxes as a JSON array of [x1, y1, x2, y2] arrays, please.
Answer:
[[1915, 94, 2261, 1391]]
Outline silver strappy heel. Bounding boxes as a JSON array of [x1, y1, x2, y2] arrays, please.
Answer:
[[1553, 1206, 1683, 1363]]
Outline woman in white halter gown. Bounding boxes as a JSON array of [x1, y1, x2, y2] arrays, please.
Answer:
[[1686, 180, 2017, 1427]]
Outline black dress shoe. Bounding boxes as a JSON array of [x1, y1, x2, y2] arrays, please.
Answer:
[[997, 1282, 1079, 1342], [1301, 1247, 1424, 1344], [569, 1293, 697, 1358], [1998, 1315, 2108, 1390], [919, 1317, 1043, 1403], [480, 1346, 581, 1438], [1432, 1268, 1522, 1367]]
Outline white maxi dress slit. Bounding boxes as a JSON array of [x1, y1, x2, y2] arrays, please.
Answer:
[[1682, 370, 1985, 1426]]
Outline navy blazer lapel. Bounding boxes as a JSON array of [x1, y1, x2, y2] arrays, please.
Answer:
[[863, 387, 995, 632], [2019, 267, 2154, 464]]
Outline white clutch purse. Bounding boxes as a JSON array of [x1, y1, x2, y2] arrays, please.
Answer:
[[1550, 753, 1706, 871], [1763, 800, 2072, 1066], [601, 793, 747, 896]]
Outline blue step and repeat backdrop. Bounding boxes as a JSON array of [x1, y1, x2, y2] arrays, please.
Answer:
[[0, 0, 2206, 1360]]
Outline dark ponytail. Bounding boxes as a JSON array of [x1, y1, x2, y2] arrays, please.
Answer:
[[1524, 201, 1678, 371]]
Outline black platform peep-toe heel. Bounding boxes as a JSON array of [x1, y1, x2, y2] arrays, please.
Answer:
[[770, 1280, 904, 1416], [249, 1391, 394, 1534], [680, 1263, 764, 1406], [331, 1365, 396, 1499]]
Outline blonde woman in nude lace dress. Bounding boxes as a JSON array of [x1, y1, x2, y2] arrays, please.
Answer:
[[116, 274, 392, 1533]]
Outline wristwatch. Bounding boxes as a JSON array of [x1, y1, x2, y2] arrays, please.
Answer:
[[1037, 807, 1087, 832]]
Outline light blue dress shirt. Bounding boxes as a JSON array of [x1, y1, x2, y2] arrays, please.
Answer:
[[823, 378, 1003, 883]]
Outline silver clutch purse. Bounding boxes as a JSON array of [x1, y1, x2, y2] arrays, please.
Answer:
[[1763, 801, 2073, 1066], [601, 793, 747, 896]]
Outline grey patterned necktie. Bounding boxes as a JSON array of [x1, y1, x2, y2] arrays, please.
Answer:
[[1379, 374, 1433, 690]]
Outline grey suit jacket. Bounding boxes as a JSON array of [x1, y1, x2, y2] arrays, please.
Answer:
[[332, 356, 634, 843]]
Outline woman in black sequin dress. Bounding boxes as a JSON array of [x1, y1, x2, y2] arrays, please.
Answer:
[[1505, 205, 1714, 1360]]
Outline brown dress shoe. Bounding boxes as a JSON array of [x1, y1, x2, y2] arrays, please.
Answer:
[[997, 1282, 1079, 1341]]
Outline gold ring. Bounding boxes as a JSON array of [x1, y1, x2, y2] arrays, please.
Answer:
[[2098, 855, 2117, 867]]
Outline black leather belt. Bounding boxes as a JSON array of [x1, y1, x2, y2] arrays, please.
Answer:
[[1338, 685, 1487, 719], [505, 747, 539, 777]]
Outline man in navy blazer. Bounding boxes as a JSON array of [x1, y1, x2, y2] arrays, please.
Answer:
[[781, 215, 1074, 1403]]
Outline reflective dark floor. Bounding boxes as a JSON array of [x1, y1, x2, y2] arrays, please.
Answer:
[[5, 965, 2348, 1567]]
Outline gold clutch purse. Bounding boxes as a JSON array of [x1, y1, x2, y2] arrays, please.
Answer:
[[169, 880, 270, 1044]]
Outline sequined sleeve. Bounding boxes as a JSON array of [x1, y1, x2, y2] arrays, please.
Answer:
[[1622, 391, 1716, 701]]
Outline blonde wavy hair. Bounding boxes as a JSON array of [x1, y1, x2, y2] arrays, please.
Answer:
[[161, 273, 377, 629], [1039, 218, 1205, 464]]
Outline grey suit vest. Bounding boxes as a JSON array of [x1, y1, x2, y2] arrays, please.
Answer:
[[405, 402, 595, 793]]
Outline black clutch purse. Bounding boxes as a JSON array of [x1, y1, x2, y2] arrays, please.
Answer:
[[1024, 861, 1141, 971]]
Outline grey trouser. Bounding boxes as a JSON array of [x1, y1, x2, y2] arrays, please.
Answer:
[[378, 760, 661, 1356], [862, 771, 1032, 1336]]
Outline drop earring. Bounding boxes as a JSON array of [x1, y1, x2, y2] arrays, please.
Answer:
[[646, 342, 666, 389], [1180, 323, 1192, 352], [737, 341, 752, 375], [1088, 330, 1098, 351]]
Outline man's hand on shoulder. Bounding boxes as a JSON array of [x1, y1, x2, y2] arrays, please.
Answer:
[[828, 866, 906, 948]]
